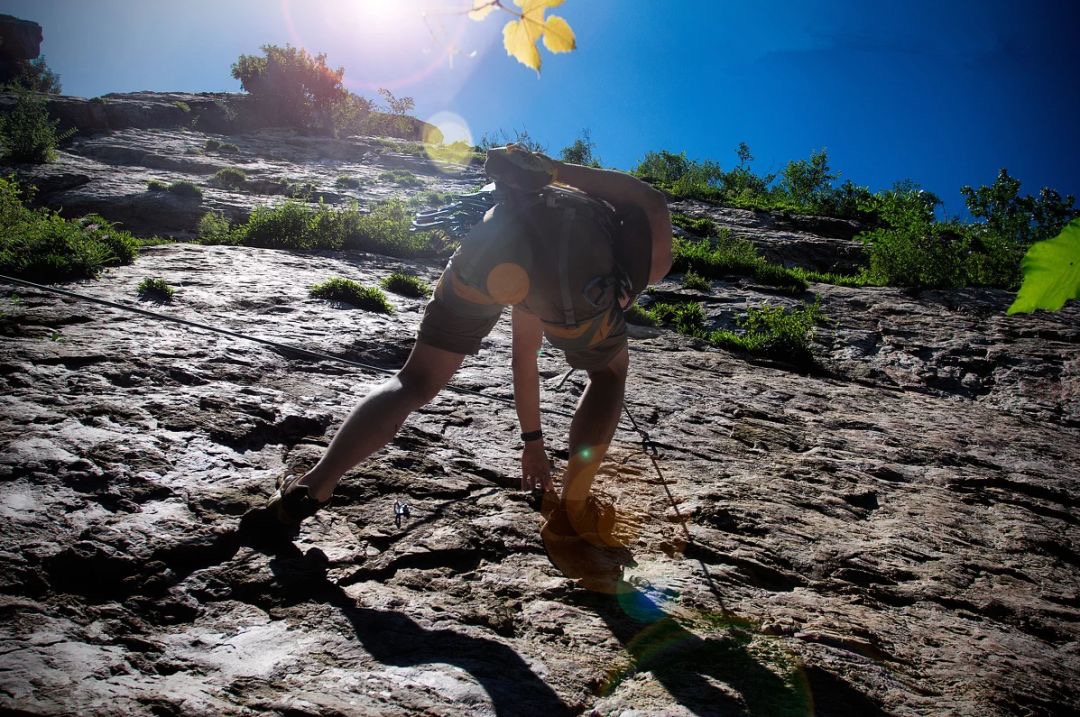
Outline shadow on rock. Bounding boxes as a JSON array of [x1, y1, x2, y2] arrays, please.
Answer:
[[228, 507, 572, 716], [575, 584, 884, 717]]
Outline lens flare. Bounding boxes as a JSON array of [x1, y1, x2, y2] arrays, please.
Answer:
[[422, 111, 475, 170], [278, 0, 470, 92]]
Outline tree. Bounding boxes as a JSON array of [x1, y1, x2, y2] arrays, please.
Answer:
[[559, 128, 599, 167], [377, 88, 415, 116], [779, 148, 837, 208], [231, 44, 347, 130], [961, 168, 1078, 246], [3, 56, 61, 94]]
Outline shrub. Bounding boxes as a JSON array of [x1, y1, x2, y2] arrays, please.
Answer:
[[670, 234, 808, 294], [378, 169, 424, 188], [204, 138, 222, 151], [174, 101, 191, 113], [0, 90, 70, 164], [166, 180, 202, 200], [379, 271, 430, 298], [244, 200, 313, 249], [335, 175, 360, 189], [197, 211, 241, 245], [309, 277, 393, 313], [220, 142, 240, 153], [212, 167, 247, 190], [646, 296, 824, 367], [682, 269, 710, 291], [226, 198, 440, 257], [624, 302, 657, 326], [671, 213, 716, 237], [146, 179, 169, 191], [711, 300, 825, 366], [284, 179, 317, 200], [478, 128, 546, 152], [0, 177, 138, 281], [778, 148, 836, 208], [138, 277, 175, 301], [407, 189, 456, 208]]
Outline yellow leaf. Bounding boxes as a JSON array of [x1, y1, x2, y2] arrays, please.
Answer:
[[514, 0, 566, 10], [467, 0, 498, 21], [503, 18, 542, 72], [542, 14, 575, 53]]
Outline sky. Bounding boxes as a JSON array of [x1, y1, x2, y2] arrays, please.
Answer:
[[6, 0, 1079, 217]]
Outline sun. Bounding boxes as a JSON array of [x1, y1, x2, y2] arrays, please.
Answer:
[[351, 0, 416, 29]]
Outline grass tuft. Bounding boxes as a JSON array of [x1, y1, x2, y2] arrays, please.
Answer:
[[641, 297, 825, 368], [379, 271, 430, 298], [309, 277, 393, 313], [212, 167, 246, 190], [378, 169, 424, 188]]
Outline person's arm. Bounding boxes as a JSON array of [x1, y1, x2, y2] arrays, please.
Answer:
[[553, 161, 673, 282], [511, 306, 553, 492]]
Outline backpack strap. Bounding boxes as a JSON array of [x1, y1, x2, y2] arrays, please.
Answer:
[[557, 199, 578, 328]]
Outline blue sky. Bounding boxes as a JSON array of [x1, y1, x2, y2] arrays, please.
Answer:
[[7, 0, 1079, 217]]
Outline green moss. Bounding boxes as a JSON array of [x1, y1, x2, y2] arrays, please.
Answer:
[[309, 277, 393, 313], [146, 179, 169, 191]]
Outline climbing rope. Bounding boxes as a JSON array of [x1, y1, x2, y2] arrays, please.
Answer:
[[0, 273, 577, 418], [620, 399, 729, 617]]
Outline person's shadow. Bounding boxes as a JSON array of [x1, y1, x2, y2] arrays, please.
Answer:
[[236, 510, 573, 716], [572, 583, 887, 717]]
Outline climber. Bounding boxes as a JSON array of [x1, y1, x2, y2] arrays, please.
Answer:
[[265, 145, 672, 590]]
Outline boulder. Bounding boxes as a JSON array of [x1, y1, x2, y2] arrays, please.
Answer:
[[0, 15, 42, 85]]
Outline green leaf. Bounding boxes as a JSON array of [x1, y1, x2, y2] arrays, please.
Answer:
[[1007, 218, 1080, 314]]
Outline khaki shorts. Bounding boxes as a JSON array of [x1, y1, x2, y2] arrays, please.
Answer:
[[417, 260, 627, 371]]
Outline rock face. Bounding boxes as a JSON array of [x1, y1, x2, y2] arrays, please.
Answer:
[[0, 15, 42, 85], [0, 97, 1078, 715]]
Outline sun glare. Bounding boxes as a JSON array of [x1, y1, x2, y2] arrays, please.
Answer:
[[352, 0, 414, 28]]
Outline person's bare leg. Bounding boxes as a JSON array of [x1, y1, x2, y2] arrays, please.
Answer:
[[560, 346, 629, 523], [294, 342, 466, 501]]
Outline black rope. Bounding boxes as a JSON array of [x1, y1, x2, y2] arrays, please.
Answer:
[[0, 273, 579, 419], [6, 273, 730, 610], [621, 400, 730, 619]]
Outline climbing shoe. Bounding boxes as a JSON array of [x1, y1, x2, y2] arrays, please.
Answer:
[[265, 474, 330, 527], [541, 497, 635, 594]]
